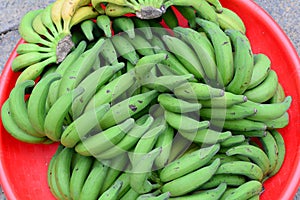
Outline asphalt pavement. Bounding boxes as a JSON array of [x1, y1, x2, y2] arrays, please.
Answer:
[[0, 0, 299, 199]]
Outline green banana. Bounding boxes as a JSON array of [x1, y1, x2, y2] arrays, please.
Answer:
[[169, 182, 227, 200], [216, 161, 264, 181], [216, 7, 246, 33], [199, 91, 247, 108], [47, 41, 87, 107], [132, 17, 153, 39], [123, 33, 155, 56], [160, 144, 220, 182], [167, 134, 193, 163], [60, 103, 110, 148], [226, 144, 270, 176], [99, 38, 119, 65], [264, 112, 289, 129], [15, 56, 57, 85], [242, 96, 292, 122], [162, 35, 205, 80], [129, 147, 162, 194], [225, 29, 254, 94], [270, 83, 286, 103], [223, 180, 263, 200], [154, 125, 174, 169], [54, 147, 75, 200], [161, 158, 220, 197], [78, 160, 110, 200], [69, 154, 94, 200], [158, 93, 201, 113], [137, 192, 171, 200], [200, 174, 246, 189], [196, 18, 234, 86], [98, 180, 124, 200], [113, 17, 135, 38], [174, 82, 224, 101], [47, 145, 65, 199], [142, 74, 194, 93], [44, 87, 84, 141], [200, 104, 257, 120], [104, 3, 135, 17], [120, 188, 140, 200], [129, 117, 166, 166], [232, 130, 267, 138], [27, 73, 61, 134], [16, 43, 53, 54], [84, 69, 136, 113], [179, 129, 232, 144], [247, 53, 271, 90], [8, 80, 42, 137], [58, 38, 105, 97], [12, 51, 55, 72], [100, 155, 129, 193], [212, 118, 267, 132], [259, 131, 279, 175], [81, 20, 97, 41], [98, 90, 158, 129], [268, 129, 285, 177], [71, 63, 125, 119], [173, 27, 218, 84], [164, 110, 209, 133], [96, 115, 154, 159], [75, 118, 135, 156], [220, 135, 246, 148], [1, 99, 48, 144], [206, 0, 223, 12], [244, 70, 279, 103], [41, 3, 59, 37], [32, 11, 56, 42], [96, 15, 112, 37], [19, 9, 53, 47], [111, 34, 140, 64]]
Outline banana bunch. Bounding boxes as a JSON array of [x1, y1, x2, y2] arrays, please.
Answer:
[[12, 0, 105, 84], [1, 0, 294, 199]]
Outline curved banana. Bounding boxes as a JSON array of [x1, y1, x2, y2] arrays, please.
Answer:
[[19, 9, 53, 47], [96, 15, 113, 37], [98, 180, 124, 200], [158, 93, 201, 113], [98, 90, 158, 129], [216, 160, 264, 181], [244, 70, 279, 103], [75, 118, 135, 156], [199, 91, 247, 108], [224, 180, 263, 200], [16, 43, 53, 54], [70, 5, 101, 28], [71, 63, 125, 119], [44, 87, 84, 141], [226, 144, 270, 176], [96, 115, 154, 159], [200, 174, 246, 189], [27, 73, 61, 134], [160, 144, 220, 182], [132, 17, 153, 39], [69, 154, 94, 200], [8, 80, 42, 137], [113, 17, 135, 38], [54, 147, 75, 200], [247, 53, 271, 90], [225, 29, 254, 94], [179, 129, 232, 144], [161, 158, 220, 197], [196, 18, 234, 86], [1, 100, 48, 144], [259, 131, 279, 175], [42, 4, 59, 37], [78, 160, 109, 200], [32, 11, 56, 42], [164, 110, 209, 133], [216, 7, 246, 33]]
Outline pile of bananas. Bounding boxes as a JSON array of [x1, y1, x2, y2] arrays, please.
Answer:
[[1, 0, 293, 199]]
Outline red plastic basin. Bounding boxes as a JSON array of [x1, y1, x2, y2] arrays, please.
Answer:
[[1, 0, 300, 199]]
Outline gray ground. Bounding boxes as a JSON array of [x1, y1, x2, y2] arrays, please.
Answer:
[[0, 0, 299, 199]]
